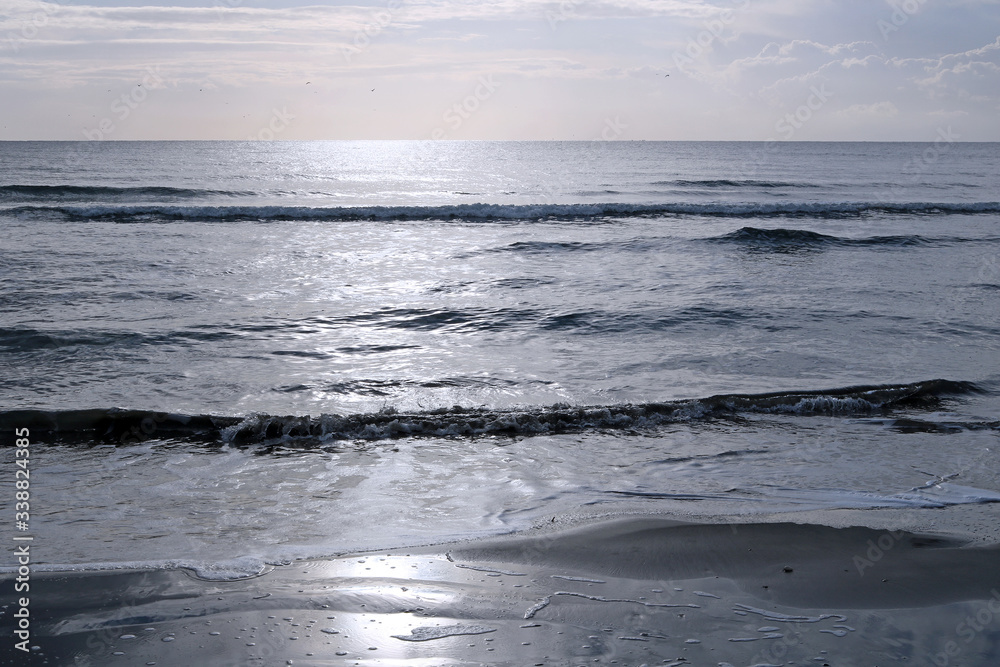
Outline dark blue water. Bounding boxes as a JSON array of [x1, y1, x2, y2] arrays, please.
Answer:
[[1, 141, 998, 576]]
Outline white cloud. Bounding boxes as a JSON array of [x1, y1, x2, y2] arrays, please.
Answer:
[[1, 0, 998, 138], [836, 101, 899, 118]]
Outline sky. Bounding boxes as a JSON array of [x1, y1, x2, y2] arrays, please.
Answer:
[[1, 0, 998, 140]]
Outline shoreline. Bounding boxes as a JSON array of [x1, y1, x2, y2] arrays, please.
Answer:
[[4, 515, 1000, 666]]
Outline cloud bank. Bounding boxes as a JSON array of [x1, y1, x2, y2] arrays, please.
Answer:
[[2, 0, 998, 139]]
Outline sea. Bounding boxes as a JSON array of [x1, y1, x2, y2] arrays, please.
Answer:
[[1, 140, 999, 580]]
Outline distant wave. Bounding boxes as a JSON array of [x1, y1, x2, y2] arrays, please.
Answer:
[[484, 228, 996, 256], [705, 227, 995, 249], [0, 304, 796, 349], [654, 179, 818, 189], [4, 201, 1000, 222], [479, 240, 611, 254], [1, 379, 984, 446], [0, 325, 241, 352], [0, 184, 255, 201]]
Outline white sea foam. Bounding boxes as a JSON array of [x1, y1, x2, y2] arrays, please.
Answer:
[[391, 625, 497, 641], [1, 556, 271, 581]]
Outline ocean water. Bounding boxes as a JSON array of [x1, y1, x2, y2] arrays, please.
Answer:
[[1, 140, 999, 579]]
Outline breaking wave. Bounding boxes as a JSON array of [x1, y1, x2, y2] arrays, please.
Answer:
[[1, 379, 982, 446], [4, 201, 1000, 223]]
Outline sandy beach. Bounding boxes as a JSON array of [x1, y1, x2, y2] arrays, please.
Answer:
[[5, 515, 1000, 666]]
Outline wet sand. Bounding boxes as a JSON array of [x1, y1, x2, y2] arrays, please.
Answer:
[[4, 517, 1000, 666]]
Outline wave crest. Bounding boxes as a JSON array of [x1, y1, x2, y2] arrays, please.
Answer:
[[1, 379, 982, 446], [5, 201, 1000, 222], [705, 227, 990, 249], [0, 184, 254, 201]]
